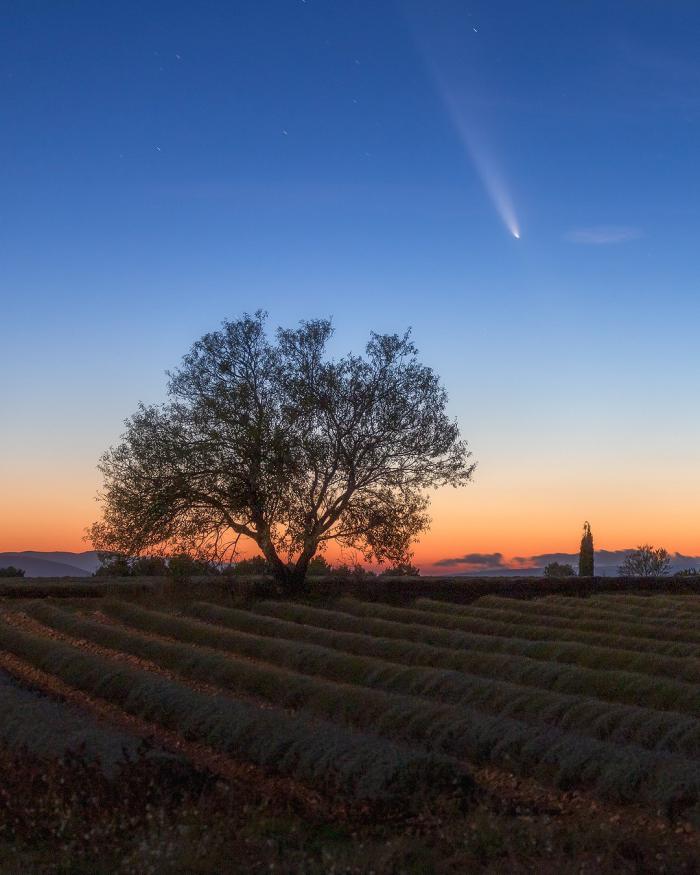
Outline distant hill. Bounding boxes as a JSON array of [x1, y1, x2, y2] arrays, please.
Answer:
[[0, 551, 100, 578]]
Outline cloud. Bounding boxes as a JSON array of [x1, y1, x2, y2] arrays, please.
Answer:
[[564, 226, 643, 245], [428, 549, 700, 576], [434, 552, 505, 569]]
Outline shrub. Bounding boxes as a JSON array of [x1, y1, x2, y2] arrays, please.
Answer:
[[544, 562, 575, 578], [0, 566, 25, 578]]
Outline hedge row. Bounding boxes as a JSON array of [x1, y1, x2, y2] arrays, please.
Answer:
[[0, 579, 157, 599], [79, 600, 700, 757], [310, 599, 700, 685], [0, 670, 154, 775], [418, 598, 700, 650], [35, 602, 700, 813], [186, 602, 700, 716]]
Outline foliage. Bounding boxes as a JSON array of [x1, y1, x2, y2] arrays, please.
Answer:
[[93, 553, 133, 578], [578, 521, 594, 577], [379, 563, 420, 577], [88, 312, 475, 592], [225, 555, 271, 576], [306, 555, 333, 576], [0, 566, 25, 578], [130, 555, 169, 576], [619, 545, 672, 577], [543, 562, 575, 578], [167, 553, 214, 582], [674, 568, 700, 577]]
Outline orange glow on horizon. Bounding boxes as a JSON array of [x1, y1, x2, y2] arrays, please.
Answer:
[[2, 474, 700, 570]]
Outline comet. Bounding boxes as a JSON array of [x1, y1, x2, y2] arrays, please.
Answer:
[[438, 82, 521, 240]]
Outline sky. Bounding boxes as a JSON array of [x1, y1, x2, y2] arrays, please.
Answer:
[[2, 1, 700, 572]]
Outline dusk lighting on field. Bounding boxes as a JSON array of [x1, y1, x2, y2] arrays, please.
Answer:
[[4, 2, 700, 868]]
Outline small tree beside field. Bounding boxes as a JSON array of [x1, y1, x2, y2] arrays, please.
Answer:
[[618, 545, 671, 577]]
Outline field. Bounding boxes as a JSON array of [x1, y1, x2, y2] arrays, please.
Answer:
[[3, 589, 700, 872]]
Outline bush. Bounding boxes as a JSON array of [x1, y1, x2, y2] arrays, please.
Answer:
[[544, 562, 575, 578], [0, 566, 25, 578]]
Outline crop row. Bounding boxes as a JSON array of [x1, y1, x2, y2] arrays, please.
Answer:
[[516, 596, 700, 634], [586, 595, 700, 618], [0, 617, 469, 807], [187, 602, 700, 717], [0, 670, 152, 775], [253, 600, 700, 686], [419, 597, 700, 648], [28, 601, 700, 813], [90, 599, 700, 758], [338, 598, 700, 659]]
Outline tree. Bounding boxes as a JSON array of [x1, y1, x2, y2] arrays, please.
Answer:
[[88, 313, 475, 593], [618, 545, 671, 577], [167, 553, 214, 582], [93, 553, 132, 578], [229, 556, 271, 576], [0, 566, 25, 578], [131, 555, 168, 576], [578, 521, 594, 577], [306, 555, 333, 576], [379, 562, 420, 576], [543, 561, 575, 578]]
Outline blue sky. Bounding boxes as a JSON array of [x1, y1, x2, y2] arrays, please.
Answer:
[[2, 1, 700, 560]]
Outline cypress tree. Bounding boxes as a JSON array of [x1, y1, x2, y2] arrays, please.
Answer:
[[579, 521, 594, 577]]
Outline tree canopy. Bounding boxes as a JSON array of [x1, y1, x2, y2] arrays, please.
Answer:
[[543, 561, 575, 578], [88, 312, 474, 591], [618, 545, 671, 577]]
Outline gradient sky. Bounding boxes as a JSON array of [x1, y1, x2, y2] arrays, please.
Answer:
[[2, 1, 700, 570]]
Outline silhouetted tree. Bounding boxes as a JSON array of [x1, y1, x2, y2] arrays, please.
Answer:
[[379, 563, 420, 576], [674, 568, 699, 577], [618, 545, 671, 577], [578, 521, 594, 577], [167, 553, 214, 583], [93, 553, 132, 577], [229, 556, 271, 576], [306, 555, 333, 576], [88, 312, 474, 593], [131, 556, 168, 576], [544, 561, 575, 578], [0, 566, 25, 578], [332, 563, 375, 578]]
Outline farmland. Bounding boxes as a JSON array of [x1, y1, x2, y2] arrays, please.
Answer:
[[3, 589, 700, 872]]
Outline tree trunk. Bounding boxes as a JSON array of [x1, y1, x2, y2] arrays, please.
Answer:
[[256, 530, 310, 596]]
